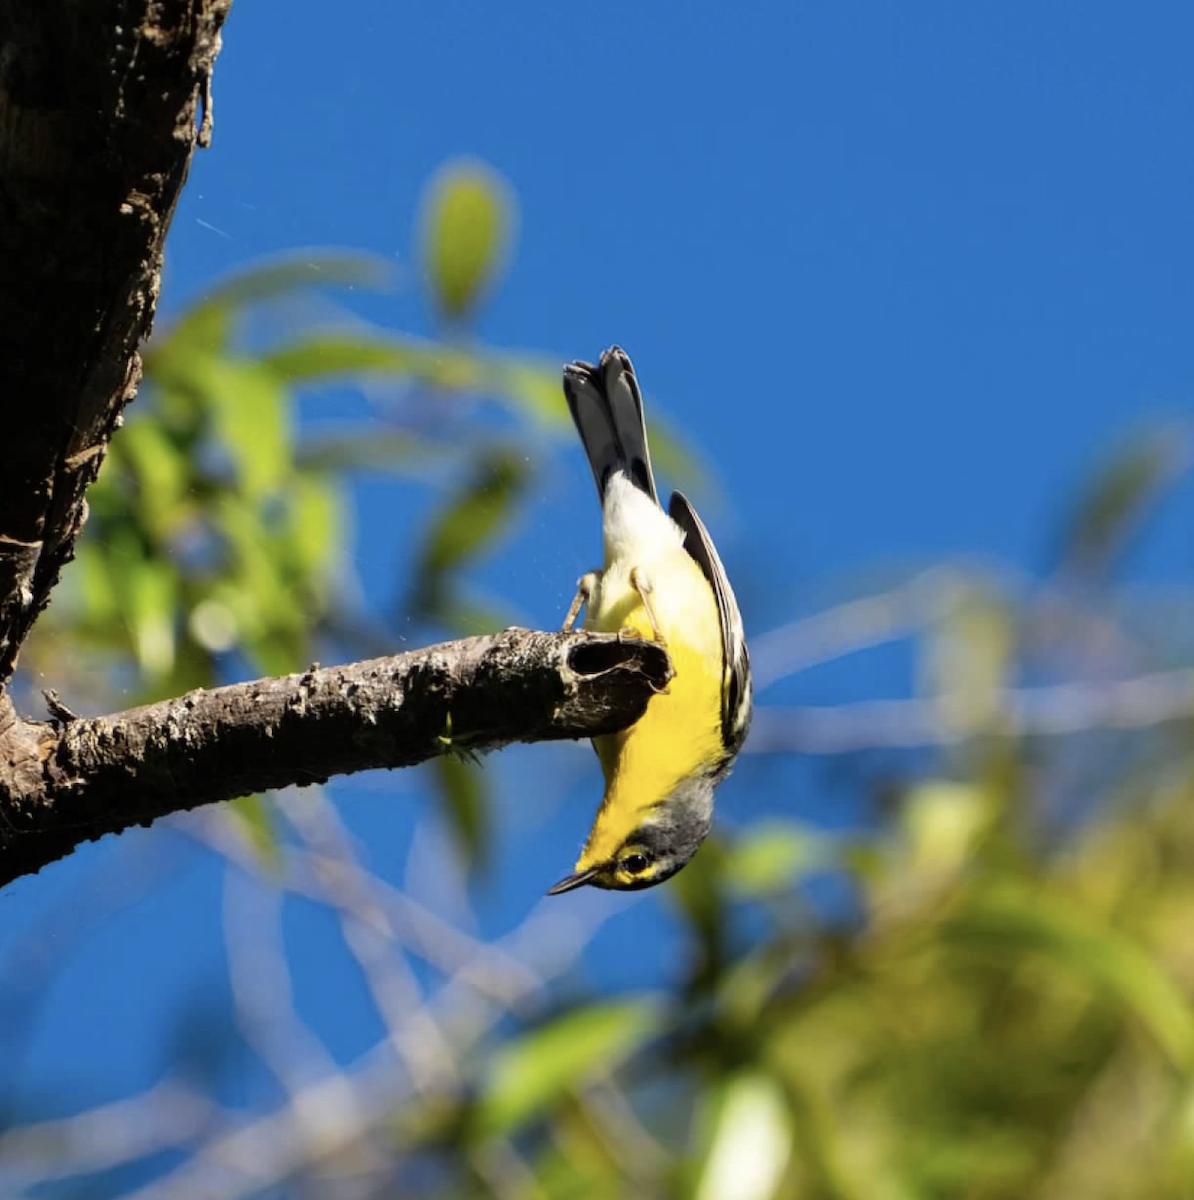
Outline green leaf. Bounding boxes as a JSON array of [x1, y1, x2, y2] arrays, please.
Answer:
[[226, 794, 281, 871], [724, 821, 828, 898], [262, 333, 429, 382], [945, 886, 1194, 1069], [121, 553, 178, 679], [187, 598, 240, 654], [671, 835, 728, 923], [286, 474, 342, 578], [113, 417, 192, 536], [159, 252, 393, 356], [472, 999, 660, 1139], [263, 332, 495, 402], [902, 780, 995, 875], [694, 1072, 791, 1200], [73, 541, 120, 629], [431, 753, 488, 868], [1057, 424, 1190, 576], [490, 359, 573, 429], [152, 301, 232, 362], [211, 498, 309, 673], [669, 838, 729, 992], [643, 416, 712, 501], [207, 359, 292, 497], [421, 159, 511, 320], [295, 429, 455, 475], [415, 449, 527, 612]]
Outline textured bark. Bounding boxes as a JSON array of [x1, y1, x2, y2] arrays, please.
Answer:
[[0, 0, 231, 682], [0, 1, 661, 897], [0, 629, 673, 889]]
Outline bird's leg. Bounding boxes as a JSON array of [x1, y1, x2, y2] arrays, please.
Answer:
[[562, 571, 600, 632], [630, 566, 666, 645]]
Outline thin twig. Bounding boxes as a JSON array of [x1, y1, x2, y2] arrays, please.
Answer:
[[222, 867, 350, 1096], [279, 790, 462, 1091], [0, 1082, 215, 1193], [749, 666, 1194, 754], [120, 810, 616, 1200], [749, 568, 961, 691]]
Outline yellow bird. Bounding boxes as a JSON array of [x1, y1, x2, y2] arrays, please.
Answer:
[[548, 346, 752, 894]]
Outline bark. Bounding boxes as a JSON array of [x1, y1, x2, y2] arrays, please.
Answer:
[[0, 2, 661, 897], [0, 628, 673, 889], [0, 0, 231, 683]]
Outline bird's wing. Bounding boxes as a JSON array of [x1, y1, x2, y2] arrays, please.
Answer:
[[563, 346, 659, 504], [668, 491, 752, 758]]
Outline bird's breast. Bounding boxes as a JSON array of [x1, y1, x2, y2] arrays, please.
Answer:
[[577, 501, 725, 867]]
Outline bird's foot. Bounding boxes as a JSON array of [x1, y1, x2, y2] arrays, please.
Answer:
[[630, 566, 666, 645], [562, 570, 600, 632]]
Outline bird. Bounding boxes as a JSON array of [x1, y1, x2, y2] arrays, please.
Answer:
[[548, 346, 752, 894]]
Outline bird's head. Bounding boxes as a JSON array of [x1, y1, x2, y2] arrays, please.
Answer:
[[547, 776, 715, 894]]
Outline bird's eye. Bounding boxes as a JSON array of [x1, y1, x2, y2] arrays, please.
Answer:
[[622, 853, 650, 875]]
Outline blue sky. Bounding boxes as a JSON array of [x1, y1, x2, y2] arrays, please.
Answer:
[[5, 0, 1194, 1134], [178, 2, 1194, 582]]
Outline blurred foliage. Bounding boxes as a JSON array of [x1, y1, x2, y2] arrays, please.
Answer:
[[8, 156, 1194, 1200], [421, 159, 513, 322], [1055, 424, 1189, 580]]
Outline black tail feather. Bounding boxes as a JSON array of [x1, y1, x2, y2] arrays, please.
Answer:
[[563, 346, 659, 504]]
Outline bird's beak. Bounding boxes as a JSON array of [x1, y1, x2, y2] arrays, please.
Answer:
[[546, 866, 600, 896]]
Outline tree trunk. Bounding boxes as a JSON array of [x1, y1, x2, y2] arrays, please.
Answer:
[[0, 0, 230, 682]]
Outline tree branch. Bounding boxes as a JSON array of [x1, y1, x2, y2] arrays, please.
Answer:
[[0, 0, 231, 683], [0, 629, 672, 890]]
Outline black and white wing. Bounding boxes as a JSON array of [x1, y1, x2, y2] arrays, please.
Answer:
[[668, 491, 752, 761]]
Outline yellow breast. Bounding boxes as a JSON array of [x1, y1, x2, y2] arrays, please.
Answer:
[[576, 546, 724, 869]]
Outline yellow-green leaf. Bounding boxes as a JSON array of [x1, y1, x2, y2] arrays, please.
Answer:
[[73, 542, 120, 629], [695, 1072, 791, 1200], [286, 474, 342, 578], [421, 159, 511, 321], [472, 999, 660, 1139], [491, 359, 573, 429], [903, 779, 995, 875], [295, 429, 453, 475], [188, 598, 240, 654], [207, 359, 292, 497], [431, 753, 488, 868], [945, 886, 1194, 1069], [724, 821, 828, 897], [1058, 424, 1190, 576], [122, 554, 178, 679], [158, 252, 393, 357], [114, 418, 191, 537], [226, 794, 281, 872], [262, 334, 427, 382], [416, 450, 527, 602]]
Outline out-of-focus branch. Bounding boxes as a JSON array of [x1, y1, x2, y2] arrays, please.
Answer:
[[0, 0, 231, 683], [279, 790, 461, 1092], [123, 851, 615, 1200], [184, 807, 545, 1008], [749, 569, 958, 690], [0, 629, 672, 889], [749, 666, 1194, 754], [222, 869, 344, 1096], [0, 1082, 215, 1193]]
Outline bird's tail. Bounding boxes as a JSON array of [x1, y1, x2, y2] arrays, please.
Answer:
[[563, 346, 659, 505]]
